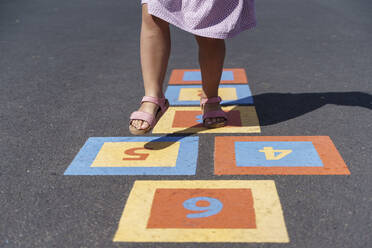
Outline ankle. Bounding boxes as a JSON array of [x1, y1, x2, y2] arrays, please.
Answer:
[[139, 101, 159, 112], [201, 90, 219, 98], [144, 91, 164, 98]]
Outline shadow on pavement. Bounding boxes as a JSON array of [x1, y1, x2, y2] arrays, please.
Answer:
[[254, 91, 371, 126], [144, 91, 372, 149]]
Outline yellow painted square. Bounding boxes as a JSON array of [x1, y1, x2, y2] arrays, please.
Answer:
[[152, 106, 261, 134], [113, 180, 289, 243], [91, 142, 180, 167], [178, 88, 238, 101]]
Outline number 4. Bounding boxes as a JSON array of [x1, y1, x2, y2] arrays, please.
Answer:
[[259, 147, 292, 160]]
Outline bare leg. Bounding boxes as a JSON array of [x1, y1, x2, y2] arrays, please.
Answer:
[[131, 3, 171, 130], [194, 35, 226, 126]]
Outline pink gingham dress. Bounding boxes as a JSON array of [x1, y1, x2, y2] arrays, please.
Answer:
[[141, 0, 256, 39]]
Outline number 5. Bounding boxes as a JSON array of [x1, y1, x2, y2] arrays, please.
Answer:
[[123, 147, 150, 161]]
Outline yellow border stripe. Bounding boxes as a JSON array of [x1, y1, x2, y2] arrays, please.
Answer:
[[113, 180, 289, 243]]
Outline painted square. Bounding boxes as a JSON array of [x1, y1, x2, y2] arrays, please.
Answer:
[[235, 142, 323, 167], [147, 188, 255, 228], [152, 106, 261, 134], [113, 180, 289, 243], [64, 136, 199, 175], [165, 85, 253, 105], [215, 136, 350, 175], [168, 68, 248, 85]]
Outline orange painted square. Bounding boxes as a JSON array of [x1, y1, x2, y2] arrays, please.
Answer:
[[147, 188, 256, 229], [168, 68, 248, 85], [172, 110, 242, 128], [214, 136, 350, 175]]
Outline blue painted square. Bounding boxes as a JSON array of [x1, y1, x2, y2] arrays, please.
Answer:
[[183, 71, 234, 81], [165, 85, 254, 106], [234, 141, 324, 167], [64, 136, 199, 175]]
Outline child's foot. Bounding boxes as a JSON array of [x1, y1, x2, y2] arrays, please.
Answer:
[[130, 102, 160, 130], [129, 96, 170, 135], [202, 101, 227, 127], [200, 97, 227, 128]]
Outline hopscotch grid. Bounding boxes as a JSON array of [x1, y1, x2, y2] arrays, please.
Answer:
[[113, 68, 289, 243], [64, 67, 349, 243]]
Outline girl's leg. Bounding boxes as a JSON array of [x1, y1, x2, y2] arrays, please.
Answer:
[[194, 35, 226, 126], [131, 4, 171, 130]]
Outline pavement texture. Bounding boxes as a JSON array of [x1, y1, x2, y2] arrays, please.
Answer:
[[1, 0, 372, 247]]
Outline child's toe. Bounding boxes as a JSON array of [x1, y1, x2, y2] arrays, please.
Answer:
[[133, 120, 142, 129], [140, 121, 150, 129], [130, 120, 136, 127], [132, 120, 139, 128]]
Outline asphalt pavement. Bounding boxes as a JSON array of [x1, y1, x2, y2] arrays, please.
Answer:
[[1, 0, 371, 247]]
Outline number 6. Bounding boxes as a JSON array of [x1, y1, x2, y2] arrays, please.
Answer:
[[183, 197, 223, 219]]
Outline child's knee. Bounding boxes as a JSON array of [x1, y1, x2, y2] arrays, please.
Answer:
[[195, 35, 224, 48], [142, 4, 169, 31]]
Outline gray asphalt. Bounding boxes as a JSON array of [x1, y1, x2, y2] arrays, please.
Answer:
[[1, 0, 371, 247]]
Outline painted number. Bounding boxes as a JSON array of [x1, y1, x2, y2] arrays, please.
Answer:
[[123, 147, 150, 161], [196, 114, 203, 124], [197, 89, 203, 97], [259, 147, 292, 160], [183, 197, 223, 219]]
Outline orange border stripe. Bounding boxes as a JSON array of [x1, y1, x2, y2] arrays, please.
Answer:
[[214, 136, 350, 175], [169, 68, 248, 85]]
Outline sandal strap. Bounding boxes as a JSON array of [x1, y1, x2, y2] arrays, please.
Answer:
[[130, 111, 156, 127], [203, 110, 227, 121], [141, 96, 168, 114], [200, 96, 222, 106]]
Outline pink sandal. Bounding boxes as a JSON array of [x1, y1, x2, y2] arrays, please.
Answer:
[[129, 96, 169, 135], [200, 96, 228, 128]]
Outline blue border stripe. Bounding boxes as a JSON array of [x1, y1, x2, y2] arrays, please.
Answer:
[[64, 136, 199, 175], [183, 71, 234, 81]]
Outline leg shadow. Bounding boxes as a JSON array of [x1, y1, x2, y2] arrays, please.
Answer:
[[144, 91, 372, 149]]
